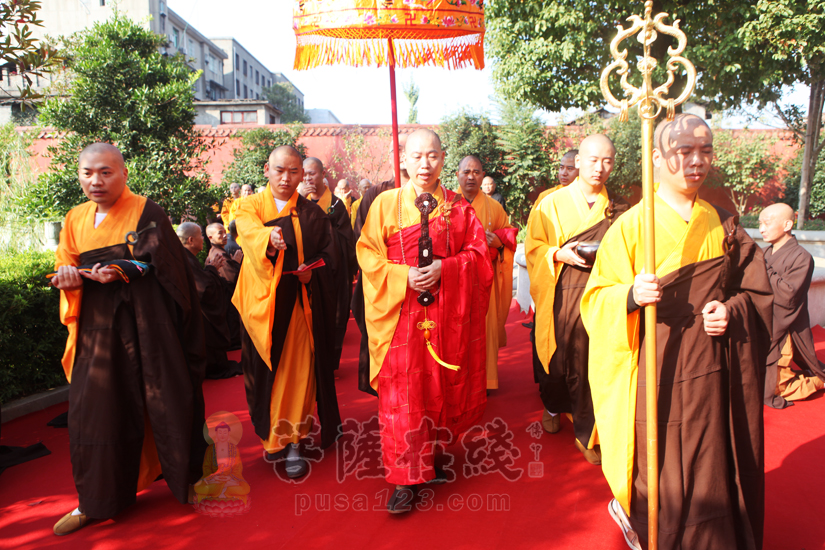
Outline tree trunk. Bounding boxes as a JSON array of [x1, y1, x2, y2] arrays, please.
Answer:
[[797, 79, 825, 230]]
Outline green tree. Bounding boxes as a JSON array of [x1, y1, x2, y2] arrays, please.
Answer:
[[439, 110, 503, 190], [496, 100, 555, 225], [264, 82, 310, 124], [221, 125, 307, 191], [21, 13, 219, 223], [403, 77, 420, 124], [739, 0, 825, 228], [1, 0, 62, 105], [705, 131, 780, 217], [327, 125, 391, 185], [781, 151, 825, 219]]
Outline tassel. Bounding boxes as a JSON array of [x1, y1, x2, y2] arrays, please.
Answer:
[[425, 340, 460, 371]]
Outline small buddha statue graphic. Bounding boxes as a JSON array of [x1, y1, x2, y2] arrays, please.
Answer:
[[193, 412, 251, 517]]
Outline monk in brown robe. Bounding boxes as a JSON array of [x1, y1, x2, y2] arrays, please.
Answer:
[[527, 149, 580, 387], [582, 115, 773, 550], [233, 146, 341, 477], [352, 137, 409, 396], [52, 143, 207, 535], [758, 203, 825, 408], [526, 135, 629, 463], [178, 222, 242, 379], [299, 157, 357, 370], [457, 155, 518, 390], [205, 222, 242, 350]]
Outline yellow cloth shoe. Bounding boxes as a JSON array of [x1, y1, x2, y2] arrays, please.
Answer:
[[575, 438, 601, 465], [541, 410, 560, 434], [53, 510, 90, 536]]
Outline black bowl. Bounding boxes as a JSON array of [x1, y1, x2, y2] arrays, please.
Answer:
[[575, 241, 600, 264]]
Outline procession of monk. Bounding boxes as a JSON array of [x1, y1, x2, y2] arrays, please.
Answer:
[[47, 115, 825, 550]]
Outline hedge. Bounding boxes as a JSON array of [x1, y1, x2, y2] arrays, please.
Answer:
[[0, 250, 67, 405]]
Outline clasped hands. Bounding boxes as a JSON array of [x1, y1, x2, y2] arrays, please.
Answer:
[[51, 263, 120, 290], [268, 227, 311, 284], [633, 272, 729, 336], [407, 260, 442, 293]]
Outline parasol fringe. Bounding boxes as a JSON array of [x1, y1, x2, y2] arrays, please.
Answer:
[[294, 33, 485, 70]]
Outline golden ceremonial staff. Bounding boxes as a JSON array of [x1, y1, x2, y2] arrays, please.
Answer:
[[600, 2, 696, 548]]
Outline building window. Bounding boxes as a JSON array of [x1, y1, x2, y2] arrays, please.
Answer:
[[236, 79, 240, 96], [235, 53, 239, 71], [242, 60, 247, 77], [207, 53, 217, 73], [220, 111, 257, 124], [270, 115, 276, 124], [100, 0, 106, 6], [172, 28, 180, 49], [187, 38, 195, 58], [255, 70, 259, 85], [243, 85, 248, 99]]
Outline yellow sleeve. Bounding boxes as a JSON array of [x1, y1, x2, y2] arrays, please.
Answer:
[[234, 196, 276, 285], [354, 192, 410, 389], [580, 211, 641, 515]]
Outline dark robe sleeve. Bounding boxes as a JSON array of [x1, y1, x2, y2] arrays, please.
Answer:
[[767, 244, 814, 312]]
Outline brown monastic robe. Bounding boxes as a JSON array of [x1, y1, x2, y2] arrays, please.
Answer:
[[185, 250, 241, 379], [237, 194, 342, 450], [205, 244, 242, 350], [314, 189, 357, 369], [55, 189, 207, 519], [763, 236, 825, 408], [351, 178, 395, 396]]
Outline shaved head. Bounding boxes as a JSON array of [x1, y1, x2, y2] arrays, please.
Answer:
[[303, 156, 324, 172], [576, 135, 615, 188], [79, 142, 125, 167], [654, 114, 711, 152], [405, 128, 442, 154], [270, 145, 303, 162], [759, 203, 796, 247], [205, 222, 224, 238], [177, 222, 201, 240], [559, 149, 579, 185], [761, 203, 794, 223], [459, 155, 483, 171]]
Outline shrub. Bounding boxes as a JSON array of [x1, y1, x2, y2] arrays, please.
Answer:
[[0, 250, 67, 405]]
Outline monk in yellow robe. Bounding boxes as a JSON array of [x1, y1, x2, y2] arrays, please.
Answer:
[[357, 129, 493, 513], [220, 182, 241, 227], [51, 143, 207, 536], [581, 115, 772, 550], [233, 146, 341, 479], [527, 148, 580, 387], [457, 155, 517, 390], [531, 149, 579, 213], [526, 135, 629, 464]]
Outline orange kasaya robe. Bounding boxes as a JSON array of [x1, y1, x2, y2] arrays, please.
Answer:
[[232, 187, 341, 453], [55, 186, 207, 518], [220, 197, 236, 225], [356, 182, 493, 485], [464, 192, 517, 390]]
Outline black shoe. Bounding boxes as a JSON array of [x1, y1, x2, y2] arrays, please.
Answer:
[[387, 485, 417, 514], [285, 443, 308, 479], [426, 467, 449, 485]]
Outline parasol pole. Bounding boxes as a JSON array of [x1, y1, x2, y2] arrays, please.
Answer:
[[599, 2, 697, 548], [388, 38, 402, 188]]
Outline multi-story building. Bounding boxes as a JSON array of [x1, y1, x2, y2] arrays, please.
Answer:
[[210, 38, 276, 101], [0, 0, 228, 121]]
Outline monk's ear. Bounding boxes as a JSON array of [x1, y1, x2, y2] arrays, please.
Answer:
[[574, 154, 581, 169], [263, 162, 270, 177], [652, 148, 662, 169], [783, 218, 794, 233]]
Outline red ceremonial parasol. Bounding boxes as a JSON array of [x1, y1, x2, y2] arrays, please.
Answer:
[[293, 0, 486, 187]]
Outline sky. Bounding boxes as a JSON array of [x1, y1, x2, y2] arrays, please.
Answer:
[[167, 0, 807, 128]]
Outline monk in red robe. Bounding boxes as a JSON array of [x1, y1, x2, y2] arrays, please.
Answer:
[[357, 129, 493, 513], [52, 143, 207, 535]]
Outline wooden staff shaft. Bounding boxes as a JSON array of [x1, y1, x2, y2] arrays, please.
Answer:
[[388, 38, 402, 189], [641, 113, 659, 550]]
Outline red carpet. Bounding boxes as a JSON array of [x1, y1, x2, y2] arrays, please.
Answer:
[[1, 303, 824, 550]]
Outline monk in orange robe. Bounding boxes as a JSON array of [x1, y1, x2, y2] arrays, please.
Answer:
[[220, 182, 241, 227], [233, 146, 341, 478], [51, 143, 207, 536], [357, 129, 493, 513], [456, 155, 517, 390]]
